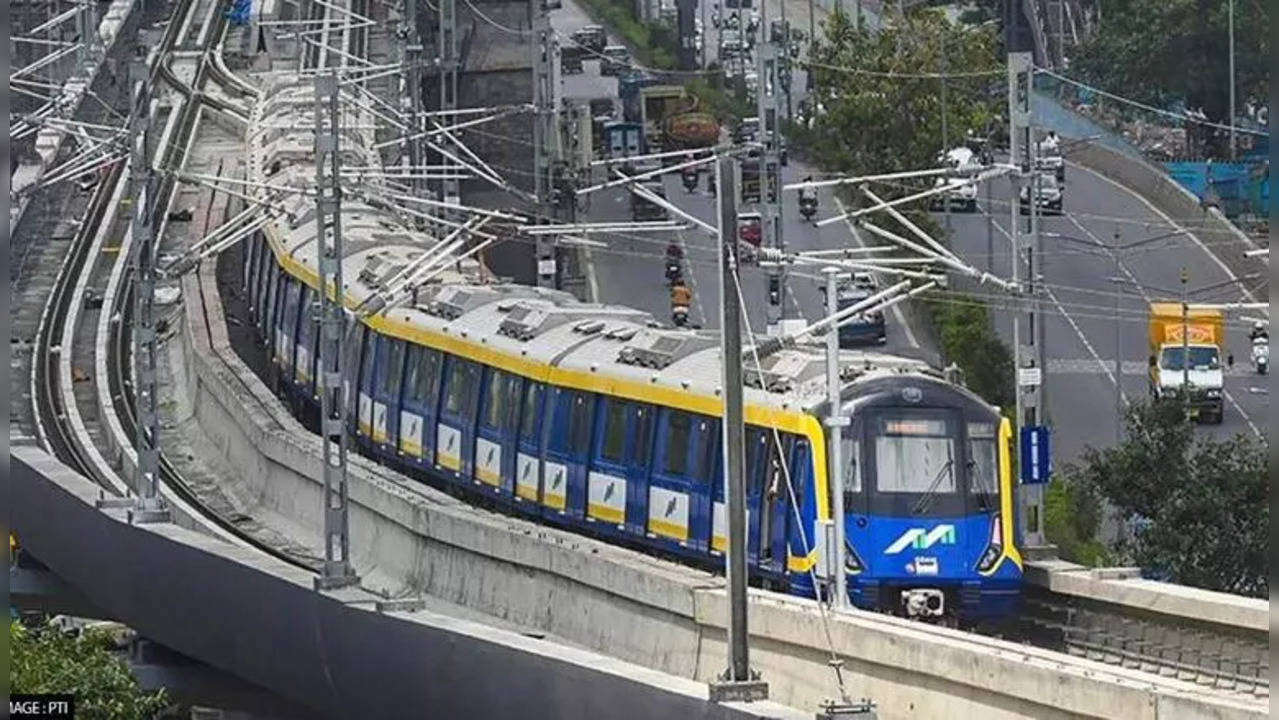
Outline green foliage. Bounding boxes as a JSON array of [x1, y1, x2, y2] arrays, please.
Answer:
[[1066, 399, 1268, 597], [798, 8, 1002, 174], [572, 0, 678, 69], [1043, 476, 1111, 566], [924, 293, 1014, 411], [686, 73, 754, 123], [1070, 0, 1269, 131], [11, 621, 171, 720]]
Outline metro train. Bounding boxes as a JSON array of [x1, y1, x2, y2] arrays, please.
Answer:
[[236, 78, 1023, 621]]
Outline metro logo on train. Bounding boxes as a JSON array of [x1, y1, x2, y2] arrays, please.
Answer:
[[883, 525, 956, 555]]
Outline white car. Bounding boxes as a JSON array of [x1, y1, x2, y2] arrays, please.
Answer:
[[930, 147, 980, 213], [1035, 134, 1065, 181]]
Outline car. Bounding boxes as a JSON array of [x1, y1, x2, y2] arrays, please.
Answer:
[[571, 26, 607, 53], [600, 45, 630, 76], [737, 212, 762, 246], [631, 179, 668, 221], [929, 147, 980, 213], [833, 283, 887, 346], [1019, 172, 1063, 215], [1035, 133, 1065, 181]]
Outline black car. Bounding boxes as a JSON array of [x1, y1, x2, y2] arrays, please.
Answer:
[[835, 286, 887, 346]]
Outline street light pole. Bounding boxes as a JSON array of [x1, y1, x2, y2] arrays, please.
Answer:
[[1180, 267, 1190, 414], [1112, 229, 1123, 443], [1227, 0, 1236, 161]]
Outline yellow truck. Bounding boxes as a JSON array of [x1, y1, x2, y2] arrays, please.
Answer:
[[1147, 302, 1227, 423]]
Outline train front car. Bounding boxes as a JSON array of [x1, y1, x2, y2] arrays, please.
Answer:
[[835, 374, 1022, 623]]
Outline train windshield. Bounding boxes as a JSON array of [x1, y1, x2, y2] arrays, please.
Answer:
[[869, 412, 963, 517]]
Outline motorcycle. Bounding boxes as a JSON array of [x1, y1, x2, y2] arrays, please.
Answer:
[[1251, 336, 1268, 375], [682, 169, 699, 193], [672, 305, 690, 327], [665, 259, 683, 285], [799, 195, 817, 222]]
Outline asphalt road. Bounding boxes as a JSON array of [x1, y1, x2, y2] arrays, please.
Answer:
[[549, 1, 1267, 465], [937, 163, 1266, 463]]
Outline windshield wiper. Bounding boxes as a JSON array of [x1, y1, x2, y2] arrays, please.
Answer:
[[910, 455, 954, 515], [969, 460, 992, 513]]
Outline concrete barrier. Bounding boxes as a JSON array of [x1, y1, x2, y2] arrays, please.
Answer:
[[1063, 141, 1266, 294], [169, 253, 1268, 719], [10, 446, 810, 720]]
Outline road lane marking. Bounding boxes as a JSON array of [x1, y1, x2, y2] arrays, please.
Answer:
[[833, 197, 920, 349], [988, 217, 1125, 402], [1067, 161, 1258, 303], [1061, 216, 1261, 437]]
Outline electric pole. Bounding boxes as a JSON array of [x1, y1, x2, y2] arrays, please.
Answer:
[[314, 73, 359, 590], [532, 0, 560, 288], [438, 0, 459, 211], [824, 268, 849, 609], [404, 0, 425, 207], [1006, 0, 1046, 547], [127, 53, 169, 524], [708, 156, 768, 705]]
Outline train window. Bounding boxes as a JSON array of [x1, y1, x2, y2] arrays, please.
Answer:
[[380, 339, 406, 399], [483, 370, 510, 429], [693, 418, 717, 485], [874, 416, 956, 493], [402, 345, 435, 405], [518, 382, 543, 439], [445, 360, 465, 414], [663, 412, 690, 476], [296, 287, 315, 376], [600, 399, 626, 462], [967, 422, 997, 496], [839, 435, 862, 493], [568, 392, 593, 455], [359, 332, 377, 394], [633, 406, 652, 466]]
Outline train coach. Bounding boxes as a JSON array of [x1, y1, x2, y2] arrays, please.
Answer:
[[237, 79, 1023, 622]]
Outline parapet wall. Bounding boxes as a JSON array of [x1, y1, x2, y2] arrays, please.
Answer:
[[170, 250, 1267, 720]]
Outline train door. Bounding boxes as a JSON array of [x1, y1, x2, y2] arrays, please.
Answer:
[[540, 388, 595, 522], [840, 419, 870, 584], [647, 409, 717, 557], [277, 278, 302, 393], [398, 343, 442, 473], [436, 355, 481, 483], [342, 322, 366, 437], [292, 287, 315, 396], [369, 335, 406, 460], [255, 243, 274, 338], [244, 234, 259, 317], [513, 381, 545, 515], [264, 265, 281, 354], [784, 438, 816, 577], [586, 398, 653, 539], [711, 426, 767, 563], [752, 432, 794, 578], [354, 327, 379, 451], [473, 368, 521, 503]]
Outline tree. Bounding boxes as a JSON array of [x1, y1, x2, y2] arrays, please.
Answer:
[[1064, 399, 1268, 597], [799, 9, 1003, 175], [1069, 0, 1269, 152], [11, 620, 172, 720]]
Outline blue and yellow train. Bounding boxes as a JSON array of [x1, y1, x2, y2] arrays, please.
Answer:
[[238, 79, 1022, 621]]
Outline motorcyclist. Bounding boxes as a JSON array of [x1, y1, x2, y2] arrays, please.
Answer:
[[1249, 321, 1268, 343], [665, 243, 683, 284], [670, 282, 692, 325]]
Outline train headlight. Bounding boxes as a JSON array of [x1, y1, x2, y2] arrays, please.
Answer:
[[976, 514, 1003, 573], [844, 541, 864, 574]]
